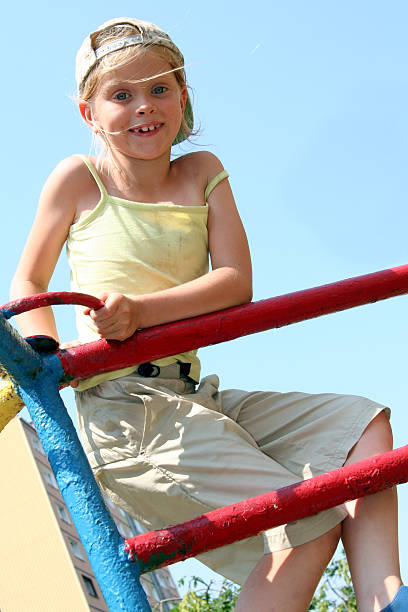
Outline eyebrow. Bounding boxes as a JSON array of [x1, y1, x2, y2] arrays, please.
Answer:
[[101, 74, 174, 93]]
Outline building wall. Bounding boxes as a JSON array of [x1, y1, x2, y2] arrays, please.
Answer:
[[0, 417, 93, 612], [24, 419, 109, 611], [0, 417, 180, 612]]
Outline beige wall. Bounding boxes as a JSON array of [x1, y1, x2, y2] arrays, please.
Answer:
[[0, 418, 91, 612], [0, 417, 179, 611]]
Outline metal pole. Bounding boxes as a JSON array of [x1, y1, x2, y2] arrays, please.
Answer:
[[125, 444, 408, 572], [55, 264, 408, 382]]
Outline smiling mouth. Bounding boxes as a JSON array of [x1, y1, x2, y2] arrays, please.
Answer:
[[130, 123, 162, 134]]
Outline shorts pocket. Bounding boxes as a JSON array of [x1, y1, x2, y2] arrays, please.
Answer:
[[76, 380, 147, 467]]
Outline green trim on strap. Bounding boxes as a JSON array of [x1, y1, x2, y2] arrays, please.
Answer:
[[77, 155, 108, 197]]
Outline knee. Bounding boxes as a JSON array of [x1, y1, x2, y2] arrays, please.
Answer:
[[364, 411, 393, 449]]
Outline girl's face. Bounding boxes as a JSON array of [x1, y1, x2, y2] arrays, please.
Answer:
[[83, 49, 187, 160]]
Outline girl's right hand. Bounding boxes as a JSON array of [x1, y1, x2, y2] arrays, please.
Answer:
[[84, 293, 141, 341]]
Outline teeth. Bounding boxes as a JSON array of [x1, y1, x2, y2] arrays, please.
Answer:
[[138, 125, 158, 132]]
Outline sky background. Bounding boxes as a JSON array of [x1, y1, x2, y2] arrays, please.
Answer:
[[1, 0, 408, 600]]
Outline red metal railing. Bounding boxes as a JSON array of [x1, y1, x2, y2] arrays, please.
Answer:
[[125, 445, 408, 572], [4, 264, 408, 382]]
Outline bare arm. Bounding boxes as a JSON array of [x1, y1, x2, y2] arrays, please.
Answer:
[[88, 154, 252, 340], [10, 157, 84, 341]]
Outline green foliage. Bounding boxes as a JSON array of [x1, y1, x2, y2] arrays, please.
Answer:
[[309, 550, 356, 611], [169, 549, 355, 611], [170, 577, 241, 611]]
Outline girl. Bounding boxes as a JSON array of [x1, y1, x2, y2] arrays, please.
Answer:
[[10, 18, 406, 611]]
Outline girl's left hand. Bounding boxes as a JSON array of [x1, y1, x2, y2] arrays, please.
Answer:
[[84, 293, 140, 341]]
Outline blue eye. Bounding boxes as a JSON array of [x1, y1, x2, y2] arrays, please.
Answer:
[[152, 86, 166, 95], [114, 92, 129, 101]]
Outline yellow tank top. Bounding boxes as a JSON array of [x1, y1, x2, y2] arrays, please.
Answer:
[[67, 155, 229, 391]]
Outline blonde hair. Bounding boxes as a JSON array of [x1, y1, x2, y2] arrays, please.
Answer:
[[79, 24, 192, 143]]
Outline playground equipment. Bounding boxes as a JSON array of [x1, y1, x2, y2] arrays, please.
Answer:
[[1, 264, 408, 611]]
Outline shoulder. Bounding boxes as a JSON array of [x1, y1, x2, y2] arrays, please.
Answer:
[[40, 155, 100, 218], [174, 151, 226, 183], [43, 155, 93, 194]]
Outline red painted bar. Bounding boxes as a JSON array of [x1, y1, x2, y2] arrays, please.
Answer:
[[1, 292, 103, 319], [57, 264, 408, 381], [125, 445, 408, 572]]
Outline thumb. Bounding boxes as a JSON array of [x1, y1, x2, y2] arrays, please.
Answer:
[[84, 292, 109, 315], [98, 292, 110, 304], [103, 292, 122, 312]]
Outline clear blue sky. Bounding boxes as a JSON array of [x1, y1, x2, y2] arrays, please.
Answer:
[[2, 0, 408, 596]]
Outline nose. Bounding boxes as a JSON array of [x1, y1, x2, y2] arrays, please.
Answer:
[[135, 93, 156, 116]]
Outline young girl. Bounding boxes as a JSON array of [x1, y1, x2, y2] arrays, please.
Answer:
[[11, 17, 406, 611]]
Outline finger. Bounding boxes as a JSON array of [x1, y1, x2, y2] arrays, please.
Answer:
[[89, 306, 111, 323], [97, 321, 125, 337], [89, 302, 122, 323], [97, 320, 131, 340], [103, 293, 124, 314], [84, 292, 110, 316]]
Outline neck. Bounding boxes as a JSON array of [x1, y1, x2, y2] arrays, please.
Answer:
[[105, 149, 173, 196]]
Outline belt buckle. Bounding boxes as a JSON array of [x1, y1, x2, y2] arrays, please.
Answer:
[[137, 362, 160, 377]]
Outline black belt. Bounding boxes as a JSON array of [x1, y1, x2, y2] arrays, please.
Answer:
[[136, 361, 191, 378]]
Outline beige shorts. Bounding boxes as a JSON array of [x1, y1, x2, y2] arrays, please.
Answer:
[[75, 364, 388, 585]]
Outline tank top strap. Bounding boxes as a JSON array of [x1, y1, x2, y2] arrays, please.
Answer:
[[76, 154, 108, 198], [204, 169, 229, 201]]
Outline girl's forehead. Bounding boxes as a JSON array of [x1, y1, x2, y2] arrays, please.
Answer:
[[100, 52, 177, 88]]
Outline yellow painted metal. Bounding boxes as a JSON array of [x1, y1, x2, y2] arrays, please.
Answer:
[[0, 365, 24, 432]]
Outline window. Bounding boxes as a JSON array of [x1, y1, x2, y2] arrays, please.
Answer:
[[82, 575, 98, 598], [56, 504, 71, 524], [31, 435, 45, 455], [141, 577, 161, 603], [155, 570, 170, 589], [43, 467, 58, 489], [68, 538, 85, 561]]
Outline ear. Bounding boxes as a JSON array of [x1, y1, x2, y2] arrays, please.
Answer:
[[180, 87, 188, 115], [78, 100, 98, 132]]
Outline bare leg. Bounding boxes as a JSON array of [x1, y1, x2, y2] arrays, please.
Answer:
[[342, 411, 402, 612], [236, 411, 402, 611], [235, 524, 340, 612]]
